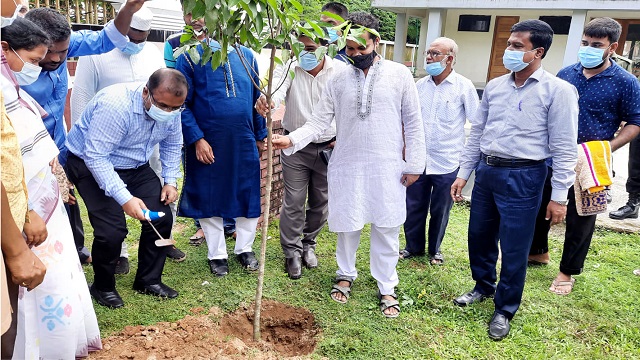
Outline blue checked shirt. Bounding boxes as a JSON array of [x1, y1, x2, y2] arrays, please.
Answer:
[[22, 21, 128, 164], [66, 83, 182, 206]]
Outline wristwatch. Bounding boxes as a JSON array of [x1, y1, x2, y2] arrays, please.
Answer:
[[552, 199, 569, 206], [165, 183, 178, 189]]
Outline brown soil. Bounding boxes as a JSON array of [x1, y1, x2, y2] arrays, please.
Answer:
[[89, 300, 320, 360]]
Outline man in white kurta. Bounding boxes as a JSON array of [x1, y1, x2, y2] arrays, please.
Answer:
[[273, 12, 426, 318], [69, 4, 186, 269]]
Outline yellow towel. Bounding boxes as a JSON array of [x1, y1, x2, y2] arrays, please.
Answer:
[[576, 141, 613, 194]]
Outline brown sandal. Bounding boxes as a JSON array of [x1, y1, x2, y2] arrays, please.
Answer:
[[549, 277, 575, 295]]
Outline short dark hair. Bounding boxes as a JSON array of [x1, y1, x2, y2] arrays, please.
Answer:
[[25, 7, 71, 43], [321, 2, 348, 20], [347, 12, 380, 41], [148, 69, 188, 97], [584, 17, 622, 44], [1, 17, 51, 51], [511, 19, 554, 59]]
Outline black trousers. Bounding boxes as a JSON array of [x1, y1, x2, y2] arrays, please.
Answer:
[[63, 189, 86, 254], [529, 167, 553, 255], [559, 186, 597, 275], [627, 137, 640, 194], [65, 154, 171, 291]]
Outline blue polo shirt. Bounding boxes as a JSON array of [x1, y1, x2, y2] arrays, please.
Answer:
[[557, 59, 640, 144]]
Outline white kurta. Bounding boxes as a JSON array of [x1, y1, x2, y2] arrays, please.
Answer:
[[285, 59, 426, 232], [70, 44, 165, 125]]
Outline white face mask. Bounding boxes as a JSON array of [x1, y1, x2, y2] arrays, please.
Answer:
[[11, 48, 42, 85], [1, 3, 22, 28]]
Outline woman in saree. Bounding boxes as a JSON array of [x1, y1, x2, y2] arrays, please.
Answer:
[[1, 17, 101, 358]]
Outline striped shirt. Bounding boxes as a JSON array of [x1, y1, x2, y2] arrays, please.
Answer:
[[66, 83, 182, 206]]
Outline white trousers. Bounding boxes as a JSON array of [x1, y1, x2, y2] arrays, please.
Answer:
[[336, 225, 400, 295], [200, 217, 258, 260]]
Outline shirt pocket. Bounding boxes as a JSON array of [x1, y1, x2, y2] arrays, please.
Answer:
[[437, 100, 463, 122], [518, 101, 547, 132]]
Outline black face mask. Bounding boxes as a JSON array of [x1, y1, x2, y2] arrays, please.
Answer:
[[348, 50, 378, 70]]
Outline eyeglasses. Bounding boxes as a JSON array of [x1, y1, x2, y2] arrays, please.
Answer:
[[149, 91, 185, 112], [424, 51, 450, 58]]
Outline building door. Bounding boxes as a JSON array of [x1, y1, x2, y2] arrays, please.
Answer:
[[615, 19, 640, 79], [487, 16, 520, 82]]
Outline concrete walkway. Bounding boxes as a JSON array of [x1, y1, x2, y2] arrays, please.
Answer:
[[597, 143, 639, 234]]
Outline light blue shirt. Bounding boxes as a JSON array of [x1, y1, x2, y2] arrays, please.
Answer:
[[22, 21, 128, 164], [66, 83, 182, 206]]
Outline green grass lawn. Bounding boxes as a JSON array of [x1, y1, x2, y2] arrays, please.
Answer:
[[78, 199, 640, 359]]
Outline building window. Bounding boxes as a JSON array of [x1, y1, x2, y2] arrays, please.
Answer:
[[458, 15, 491, 32], [539, 16, 572, 35]]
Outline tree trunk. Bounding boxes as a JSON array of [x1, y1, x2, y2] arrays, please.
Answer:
[[253, 45, 278, 342]]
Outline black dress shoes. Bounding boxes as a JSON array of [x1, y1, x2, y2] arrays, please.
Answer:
[[89, 284, 124, 309], [302, 248, 318, 268], [399, 249, 424, 259], [237, 251, 259, 271], [488, 312, 510, 340], [133, 282, 178, 299], [453, 290, 493, 307], [208, 259, 229, 277], [285, 256, 302, 279]]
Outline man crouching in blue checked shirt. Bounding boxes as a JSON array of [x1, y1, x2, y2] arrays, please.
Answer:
[[64, 69, 186, 309], [450, 20, 579, 340]]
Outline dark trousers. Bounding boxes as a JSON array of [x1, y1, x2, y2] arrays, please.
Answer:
[[64, 189, 86, 254], [279, 143, 329, 258], [627, 137, 640, 194], [468, 161, 547, 319], [529, 167, 553, 255], [558, 186, 597, 275], [403, 170, 458, 256], [65, 154, 171, 291], [1, 268, 18, 359]]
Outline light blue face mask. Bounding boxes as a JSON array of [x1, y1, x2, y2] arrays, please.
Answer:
[[145, 93, 181, 122], [11, 48, 42, 86], [121, 41, 146, 55], [577, 46, 607, 68], [502, 49, 536, 72], [327, 28, 339, 43], [298, 51, 321, 71], [424, 58, 447, 76]]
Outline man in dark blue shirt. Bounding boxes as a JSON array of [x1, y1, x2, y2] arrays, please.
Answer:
[[529, 17, 640, 295]]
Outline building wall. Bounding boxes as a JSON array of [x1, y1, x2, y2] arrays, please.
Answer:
[[442, 9, 573, 86]]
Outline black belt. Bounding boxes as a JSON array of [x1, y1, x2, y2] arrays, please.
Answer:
[[68, 152, 149, 171], [283, 130, 335, 146], [481, 153, 544, 168]]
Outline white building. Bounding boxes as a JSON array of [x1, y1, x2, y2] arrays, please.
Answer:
[[372, 0, 640, 86]]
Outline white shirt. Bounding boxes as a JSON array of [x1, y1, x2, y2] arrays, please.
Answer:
[[285, 59, 426, 232], [415, 70, 479, 175], [70, 43, 165, 125], [271, 55, 345, 143]]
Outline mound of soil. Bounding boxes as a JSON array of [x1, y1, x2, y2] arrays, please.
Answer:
[[88, 300, 319, 359]]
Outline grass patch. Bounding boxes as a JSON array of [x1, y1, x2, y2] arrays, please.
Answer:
[[77, 199, 640, 358]]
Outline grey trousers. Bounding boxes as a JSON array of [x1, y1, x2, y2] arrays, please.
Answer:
[[280, 142, 330, 258]]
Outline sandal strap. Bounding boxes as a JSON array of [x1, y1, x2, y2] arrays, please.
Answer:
[[377, 290, 397, 300], [379, 298, 400, 312], [335, 275, 353, 285], [331, 284, 351, 299]]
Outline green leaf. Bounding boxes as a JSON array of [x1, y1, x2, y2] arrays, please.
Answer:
[[326, 44, 337, 58], [288, 69, 295, 81], [180, 33, 193, 44], [280, 49, 290, 65], [273, 56, 283, 66], [202, 45, 213, 64], [238, 1, 253, 18], [188, 47, 201, 65], [288, 0, 302, 12], [192, 0, 206, 19], [308, 20, 325, 38], [204, 0, 217, 10], [255, 14, 264, 35], [313, 46, 327, 61], [320, 11, 344, 24]]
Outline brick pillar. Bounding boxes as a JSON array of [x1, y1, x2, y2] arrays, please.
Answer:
[[257, 106, 286, 229]]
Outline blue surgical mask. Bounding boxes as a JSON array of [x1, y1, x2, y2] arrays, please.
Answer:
[[425, 58, 447, 76], [327, 28, 339, 43], [502, 49, 536, 72], [298, 51, 321, 72], [145, 94, 181, 122], [577, 46, 607, 69], [11, 48, 42, 86], [121, 41, 146, 55]]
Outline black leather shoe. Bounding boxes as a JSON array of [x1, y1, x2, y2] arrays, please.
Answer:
[[115, 257, 130, 275], [285, 257, 302, 279], [237, 251, 259, 271], [609, 194, 640, 220], [302, 248, 318, 268], [208, 259, 229, 277], [399, 249, 424, 259], [453, 290, 493, 307], [488, 312, 510, 340], [89, 284, 124, 309], [133, 282, 178, 299]]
